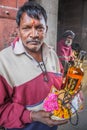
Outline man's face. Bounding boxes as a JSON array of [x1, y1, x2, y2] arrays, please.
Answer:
[[65, 36, 73, 46], [18, 13, 47, 53]]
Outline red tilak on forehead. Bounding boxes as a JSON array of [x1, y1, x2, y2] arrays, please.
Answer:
[[31, 19, 36, 25]]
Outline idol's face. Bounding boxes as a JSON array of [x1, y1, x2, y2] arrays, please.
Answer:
[[18, 12, 48, 53]]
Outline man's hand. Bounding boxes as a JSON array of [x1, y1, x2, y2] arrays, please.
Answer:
[[31, 110, 68, 127]]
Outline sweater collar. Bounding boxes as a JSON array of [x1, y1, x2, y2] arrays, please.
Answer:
[[11, 38, 26, 54]]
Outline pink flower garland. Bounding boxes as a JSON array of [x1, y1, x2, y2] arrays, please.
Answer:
[[43, 93, 59, 112]]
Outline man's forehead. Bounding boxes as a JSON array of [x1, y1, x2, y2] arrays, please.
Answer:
[[67, 35, 73, 39], [21, 13, 46, 25]]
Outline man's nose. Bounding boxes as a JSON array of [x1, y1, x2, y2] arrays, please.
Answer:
[[30, 28, 39, 38]]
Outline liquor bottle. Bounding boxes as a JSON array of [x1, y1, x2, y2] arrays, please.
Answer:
[[64, 50, 87, 95]]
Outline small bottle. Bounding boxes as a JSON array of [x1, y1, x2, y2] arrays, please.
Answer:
[[64, 50, 86, 95]]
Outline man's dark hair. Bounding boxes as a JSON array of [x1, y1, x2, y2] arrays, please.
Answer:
[[16, 1, 47, 26]]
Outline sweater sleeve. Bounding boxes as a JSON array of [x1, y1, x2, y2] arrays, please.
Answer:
[[0, 75, 32, 129]]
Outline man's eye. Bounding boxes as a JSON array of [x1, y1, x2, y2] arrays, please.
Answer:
[[22, 27, 31, 30], [37, 27, 44, 31]]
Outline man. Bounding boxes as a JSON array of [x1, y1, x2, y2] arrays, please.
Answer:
[[57, 30, 75, 75], [0, 1, 68, 130]]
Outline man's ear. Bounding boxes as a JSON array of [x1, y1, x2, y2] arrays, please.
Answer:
[[46, 25, 48, 33], [44, 25, 48, 38], [16, 26, 20, 37]]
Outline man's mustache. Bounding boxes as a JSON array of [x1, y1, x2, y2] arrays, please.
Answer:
[[26, 40, 41, 44]]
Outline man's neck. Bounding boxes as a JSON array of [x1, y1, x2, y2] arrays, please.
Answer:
[[27, 48, 42, 62]]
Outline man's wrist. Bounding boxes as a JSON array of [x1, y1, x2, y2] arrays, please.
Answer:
[[30, 111, 33, 122]]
